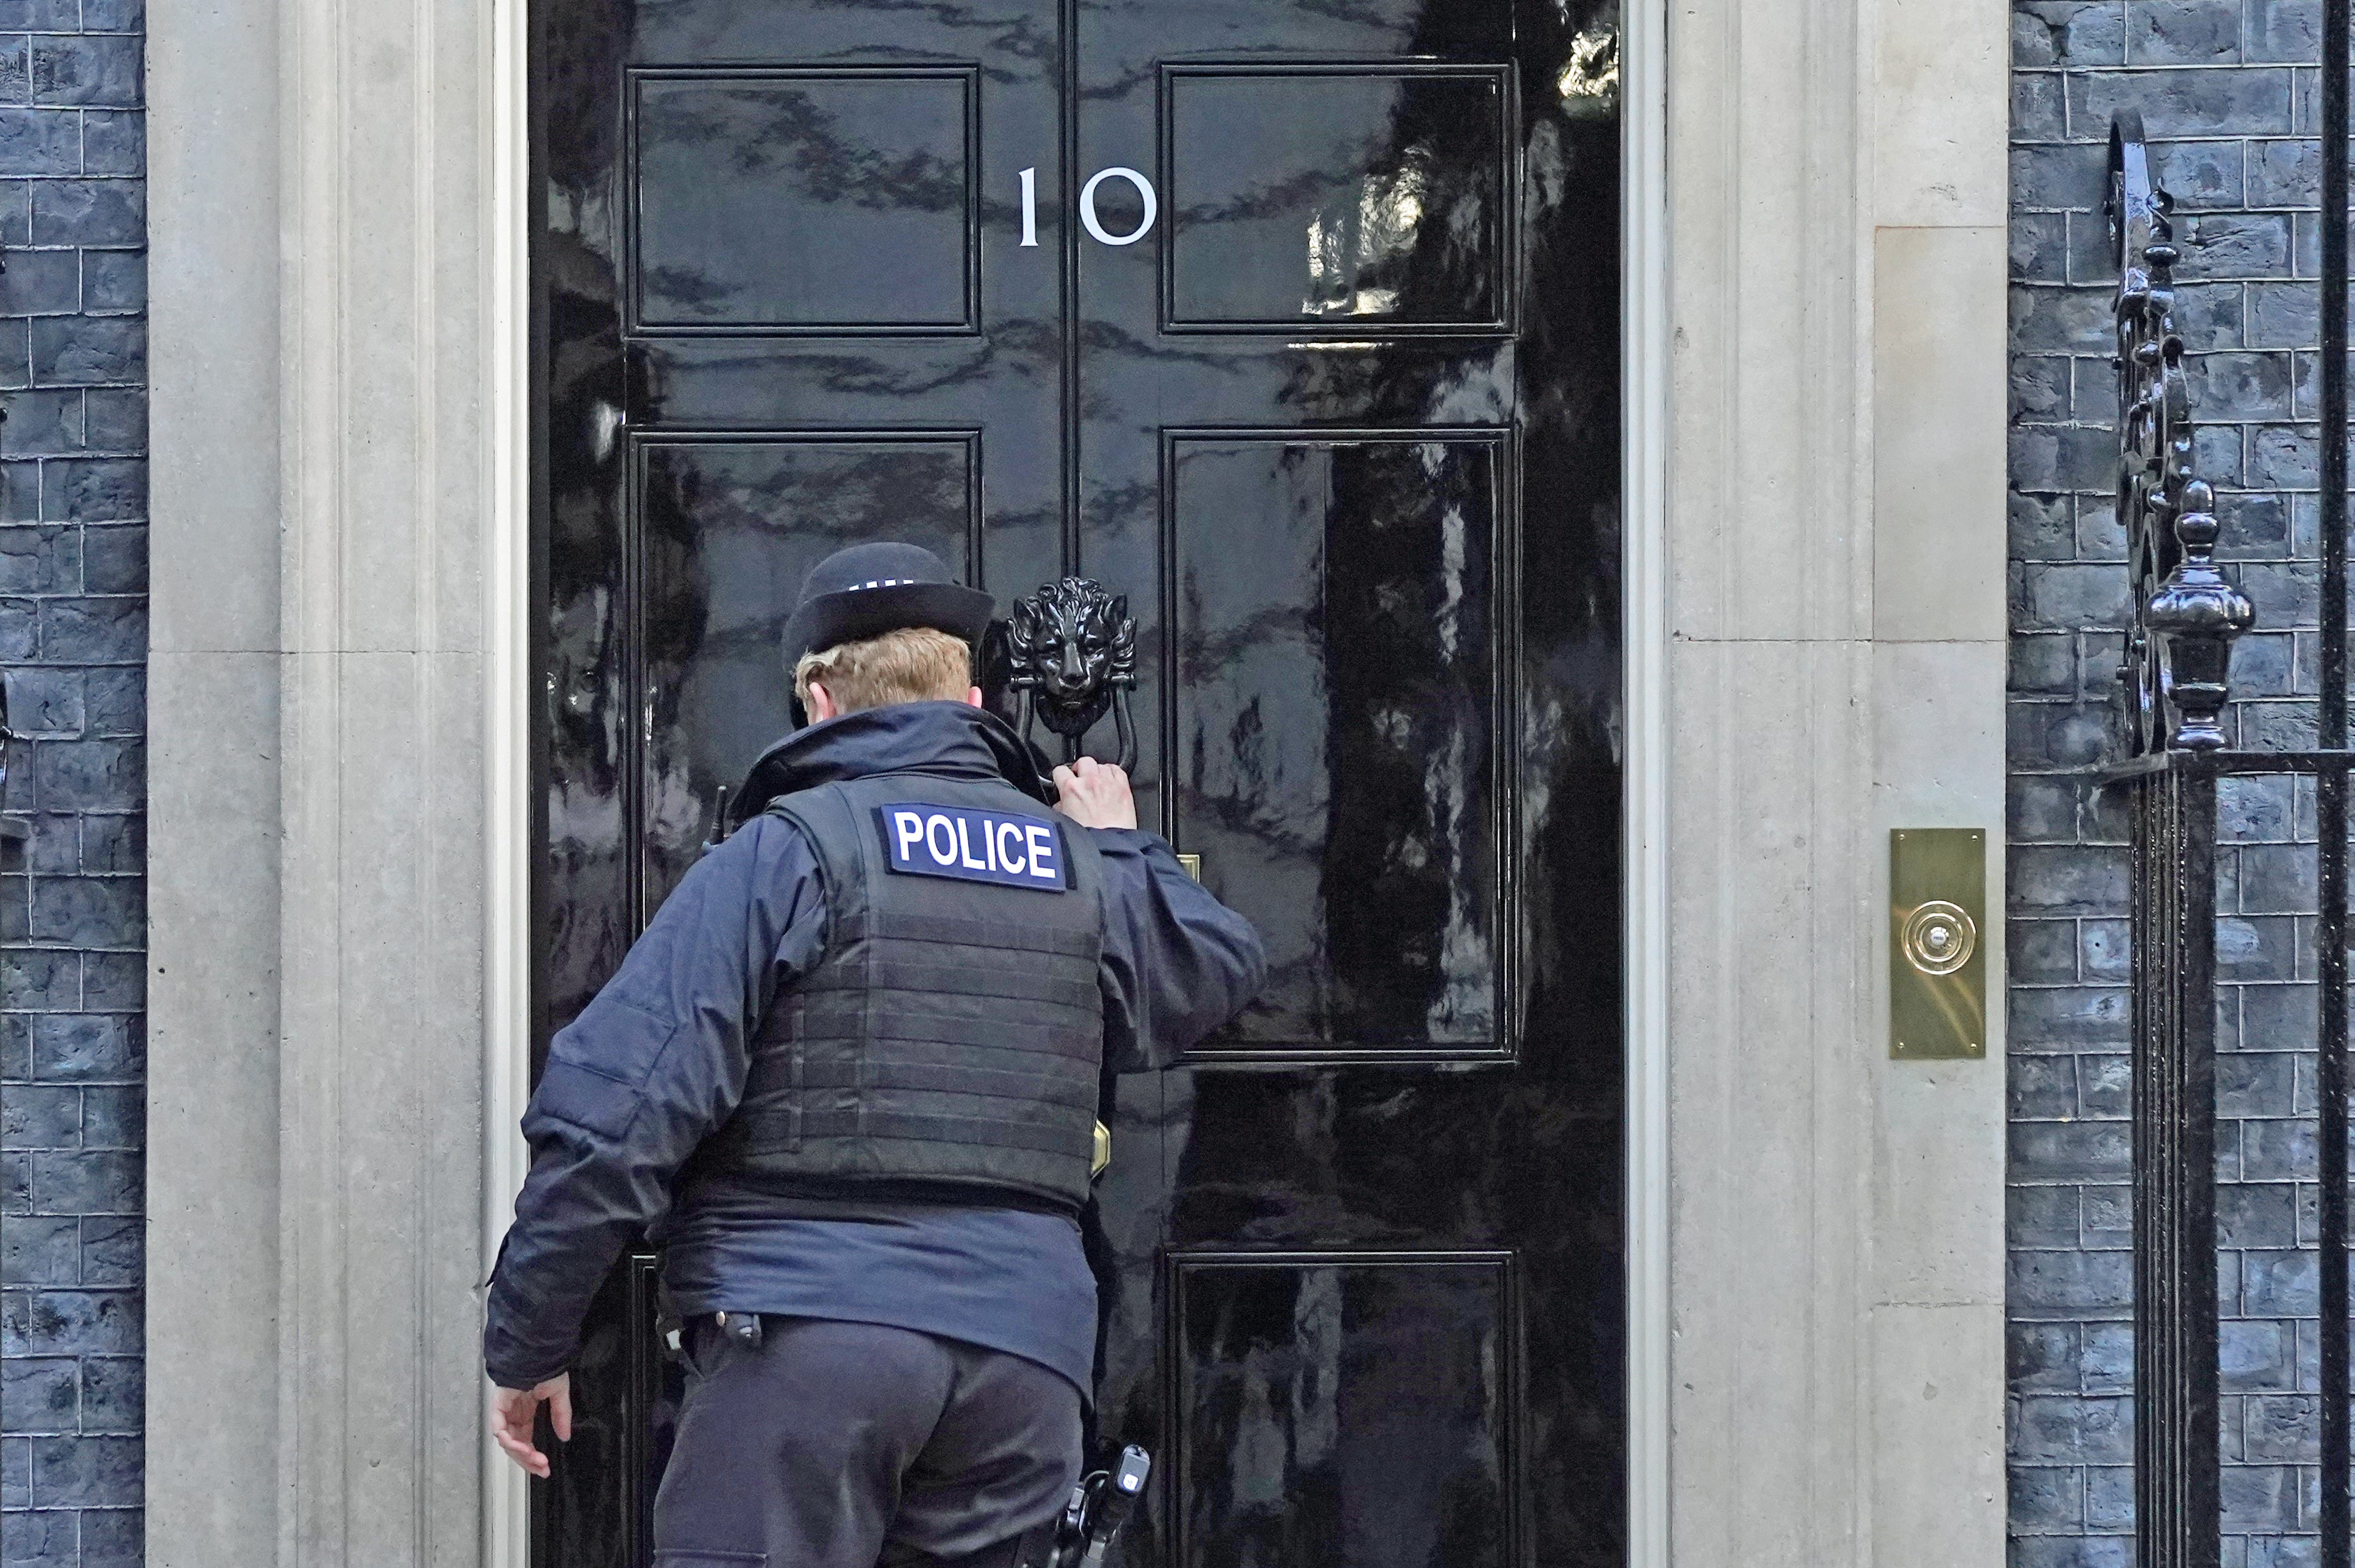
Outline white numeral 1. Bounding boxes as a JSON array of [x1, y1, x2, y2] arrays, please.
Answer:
[[1018, 166, 1039, 248]]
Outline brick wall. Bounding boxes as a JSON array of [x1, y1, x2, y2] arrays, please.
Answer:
[[0, 2, 144, 1564], [2010, 3, 2339, 1565]]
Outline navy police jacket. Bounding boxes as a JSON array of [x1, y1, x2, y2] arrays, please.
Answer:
[[482, 700, 1266, 1387]]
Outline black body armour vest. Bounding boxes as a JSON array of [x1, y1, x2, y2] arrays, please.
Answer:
[[706, 771, 1107, 1213]]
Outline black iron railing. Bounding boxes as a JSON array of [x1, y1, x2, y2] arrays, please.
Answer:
[[2106, 9, 2353, 1550], [0, 676, 22, 844]]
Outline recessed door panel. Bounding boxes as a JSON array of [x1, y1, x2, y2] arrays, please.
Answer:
[[533, 1, 1624, 1563], [629, 69, 980, 332], [637, 434, 981, 908], [1170, 1255, 1518, 1568], [1167, 433, 1505, 1057], [1163, 66, 1512, 333]]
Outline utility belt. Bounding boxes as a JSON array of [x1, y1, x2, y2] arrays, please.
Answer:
[[653, 1282, 755, 1357], [649, 1111, 1112, 1358]]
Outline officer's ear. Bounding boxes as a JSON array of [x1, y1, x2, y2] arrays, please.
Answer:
[[961, 685, 983, 708], [805, 680, 839, 723]]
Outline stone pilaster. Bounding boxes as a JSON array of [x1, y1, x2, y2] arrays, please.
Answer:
[[1665, 0, 2010, 1557], [149, 0, 493, 1560]]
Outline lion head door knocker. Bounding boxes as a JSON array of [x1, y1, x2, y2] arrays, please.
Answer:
[[1002, 578, 1138, 772]]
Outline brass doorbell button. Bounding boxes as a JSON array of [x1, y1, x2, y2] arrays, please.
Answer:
[[1902, 900, 1977, 976]]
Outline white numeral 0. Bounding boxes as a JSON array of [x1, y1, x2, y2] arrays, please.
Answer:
[[1079, 167, 1156, 246], [1015, 165, 1158, 249]]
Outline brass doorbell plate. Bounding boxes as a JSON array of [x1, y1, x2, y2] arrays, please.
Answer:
[[1890, 828, 1987, 1060]]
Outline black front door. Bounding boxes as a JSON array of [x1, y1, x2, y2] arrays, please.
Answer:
[[532, 2, 1624, 1563]]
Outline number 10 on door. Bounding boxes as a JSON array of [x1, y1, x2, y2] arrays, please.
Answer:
[[1018, 166, 1158, 248]]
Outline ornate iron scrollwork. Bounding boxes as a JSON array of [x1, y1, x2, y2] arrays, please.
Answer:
[[2112, 111, 2254, 754], [1001, 577, 1139, 772]]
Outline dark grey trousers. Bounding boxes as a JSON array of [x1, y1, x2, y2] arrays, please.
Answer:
[[651, 1317, 1084, 1568]]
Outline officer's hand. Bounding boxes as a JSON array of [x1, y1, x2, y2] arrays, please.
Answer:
[[1054, 756, 1137, 831], [490, 1372, 572, 1478]]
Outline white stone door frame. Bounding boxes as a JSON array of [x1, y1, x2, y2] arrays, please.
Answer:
[[147, 0, 2008, 1558], [484, 0, 534, 1554], [1621, 0, 1672, 1558]]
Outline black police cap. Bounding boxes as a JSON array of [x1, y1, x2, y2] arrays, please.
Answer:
[[779, 541, 996, 668]]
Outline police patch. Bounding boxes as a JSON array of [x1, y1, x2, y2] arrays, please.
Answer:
[[873, 804, 1070, 892]]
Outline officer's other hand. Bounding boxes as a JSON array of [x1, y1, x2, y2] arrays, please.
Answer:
[[490, 1372, 572, 1478], [1054, 756, 1137, 831]]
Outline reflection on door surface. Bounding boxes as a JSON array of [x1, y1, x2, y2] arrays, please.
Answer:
[[532, 2, 1625, 1563]]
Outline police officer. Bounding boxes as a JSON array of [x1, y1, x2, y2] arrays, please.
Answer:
[[484, 541, 1266, 1567]]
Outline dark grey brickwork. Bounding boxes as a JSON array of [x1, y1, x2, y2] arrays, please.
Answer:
[[0, 4, 144, 1566], [2011, 3, 2346, 1566]]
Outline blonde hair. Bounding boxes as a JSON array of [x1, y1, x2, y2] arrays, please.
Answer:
[[793, 625, 973, 716]]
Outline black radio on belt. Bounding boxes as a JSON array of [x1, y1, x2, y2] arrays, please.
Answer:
[[1015, 1446, 1150, 1568]]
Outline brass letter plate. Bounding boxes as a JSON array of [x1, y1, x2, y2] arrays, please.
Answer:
[[1890, 828, 1987, 1060]]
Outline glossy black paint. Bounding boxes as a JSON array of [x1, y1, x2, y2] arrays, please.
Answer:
[[1169, 433, 1503, 1054], [1168, 1255, 1516, 1565], [533, 1, 1623, 1562], [1161, 65, 1511, 333], [631, 69, 981, 332]]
